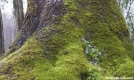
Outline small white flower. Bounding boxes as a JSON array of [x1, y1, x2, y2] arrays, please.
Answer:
[[92, 48, 95, 53], [85, 47, 88, 54], [104, 54, 107, 57], [98, 52, 102, 55]]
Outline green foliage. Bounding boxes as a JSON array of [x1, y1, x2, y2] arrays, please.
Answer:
[[86, 68, 100, 80], [81, 39, 103, 80], [82, 38, 101, 65], [86, 47, 100, 64]]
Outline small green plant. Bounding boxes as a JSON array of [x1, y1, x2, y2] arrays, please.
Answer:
[[82, 38, 103, 80], [82, 38, 102, 65], [86, 68, 100, 80]]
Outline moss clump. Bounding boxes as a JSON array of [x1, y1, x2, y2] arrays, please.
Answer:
[[114, 59, 134, 77], [0, 75, 8, 80], [75, 0, 134, 75], [0, 36, 105, 79], [0, 38, 45, 79]]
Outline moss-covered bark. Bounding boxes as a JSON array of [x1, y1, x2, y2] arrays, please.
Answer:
[[0, 0, 134, 79]]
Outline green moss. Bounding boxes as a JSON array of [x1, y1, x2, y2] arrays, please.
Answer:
[[27, 0, 37, 16], [0, 38, 44, 79], [0, 0, 134, 79], [33, 42, 105, 80], [0, 75, 7, 79], [64, 0, 77, 11], [0, 36, 105, 79], [114, 59, 134, 77], [63, 0, 134, 77], [0, 1, 105, 78]]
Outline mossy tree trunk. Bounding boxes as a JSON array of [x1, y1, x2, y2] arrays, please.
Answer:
[[0, 0, 134, 79], [8, 0, 65, 54], [0, 9, 4, 56]]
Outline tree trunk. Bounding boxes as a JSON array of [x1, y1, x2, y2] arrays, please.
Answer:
[[13, 0, 24, 31], [0, 0, 134, 79], [0, 9, 4, 56], [8, 0, 65, 54]]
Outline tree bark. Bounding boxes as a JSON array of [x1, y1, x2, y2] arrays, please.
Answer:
[[13, 0, 24, 31], [8, 0, 65, 54], [0, 9, 4, 56]]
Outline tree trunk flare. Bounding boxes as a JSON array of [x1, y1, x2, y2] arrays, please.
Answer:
[[0, 0, 134, 79], [9, 0, 65, 54]]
